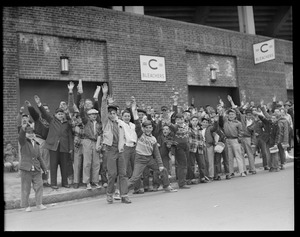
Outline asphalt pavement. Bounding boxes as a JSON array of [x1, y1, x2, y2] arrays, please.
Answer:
[[3, 150, 295, 210]]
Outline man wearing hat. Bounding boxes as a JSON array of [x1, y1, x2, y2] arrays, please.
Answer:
[[220, 98, 246, 177], [24, 99, 51, 187], [35, 95, 74, 189], [19, 119, 48, 211], [231, 105, 257, 175], [80, 108, 102, 190], [101, 83, 131, 204], [252, 105, 280, 172]]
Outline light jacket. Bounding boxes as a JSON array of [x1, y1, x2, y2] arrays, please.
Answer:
[[101, 96, 125, 152]]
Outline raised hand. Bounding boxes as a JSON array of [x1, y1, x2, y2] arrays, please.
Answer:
[[67, 81, 75, 92], [107, 95, 115, 105], [219, 98, 224, 107], [272, 95, 276, 102], [93, 85, 101, 99], [24, 100, 31, 107], [125, 100, 131, 108], [34, 95, 41, 106], [131, 96, 137, 111], [227, 95, 232, 102], [77, 79, 83, 94], [102, 83, 108, 95]]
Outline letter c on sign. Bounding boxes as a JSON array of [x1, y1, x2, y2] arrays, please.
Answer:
[[149, 59, 158, 70], [260, 43, 268, 53]]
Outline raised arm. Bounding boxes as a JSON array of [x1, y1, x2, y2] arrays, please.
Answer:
[[67, 81, 75, 114], [25, 100, 40, 122], [100, 83, 109, 126], [34, 95, 53, 123], [131, 96, 143, 138]]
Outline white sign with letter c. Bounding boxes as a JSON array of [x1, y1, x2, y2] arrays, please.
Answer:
[[140, 55, 166, 81], [253, 39, 275, 64]]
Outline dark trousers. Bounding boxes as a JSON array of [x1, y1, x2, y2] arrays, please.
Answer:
[[278, 143, 286, 165], [214, 145, 230, 176], [175, 147, 188, 187], [106, 146, 128, 197], [128, 154, 170, 190], [49, 146, 69, 186], [189, 151, 207, 179], [100, 150, 108, 185], [253, 136, 270, 168]]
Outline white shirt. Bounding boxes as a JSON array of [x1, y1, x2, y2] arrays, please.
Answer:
[[119, 120, 137, 146], [201, 128, 206, 142]]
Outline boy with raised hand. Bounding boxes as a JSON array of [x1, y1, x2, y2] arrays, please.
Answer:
[[19, 118, 48, 212], [127, 96, 177, 193], [101, 83, 131, 204]]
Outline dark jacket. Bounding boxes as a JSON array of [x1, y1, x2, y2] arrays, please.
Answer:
[[257, 115, 279, 147], [27, 105, 49, 140], [18, 129, 47, 172], [39, 105, 73, 152]]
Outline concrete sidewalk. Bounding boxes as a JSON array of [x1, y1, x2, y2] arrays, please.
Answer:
[[4, 151, 295, 210]]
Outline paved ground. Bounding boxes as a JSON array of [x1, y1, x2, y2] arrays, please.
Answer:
[[3, 150, 295, 210], [4, 162, 294, 231]]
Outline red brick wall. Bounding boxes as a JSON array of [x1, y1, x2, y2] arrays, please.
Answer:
[[3, 6, 293, 147]]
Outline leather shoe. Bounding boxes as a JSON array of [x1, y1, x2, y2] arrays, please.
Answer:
[[179, 185, 190, 189], [51, 185, 58, 189], [121, 197, 132, 204], [107, 195, 113, 204], [225, 175, 231, 180], [43, 182, 51, 187], [63, 184, 70, 188], [73, 183, 79, 189]]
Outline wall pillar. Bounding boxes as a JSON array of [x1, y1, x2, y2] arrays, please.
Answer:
[[237, 6, 256, 34]]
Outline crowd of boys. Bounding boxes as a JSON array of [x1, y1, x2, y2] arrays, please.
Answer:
[[10, 81, 295, 210]]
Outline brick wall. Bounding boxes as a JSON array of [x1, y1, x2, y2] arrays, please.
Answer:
[[3, 6, 293, 147]]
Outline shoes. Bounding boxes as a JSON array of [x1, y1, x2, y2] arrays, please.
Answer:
[[91, 182, 102, 189], [62, 184, 70, 188], [249, 170, 257, 174], [121, 196, 132, 204], [51, 185, 58, 189], [133, 189, 144, 194], [73, 183, 79, 189], [25, 207, 32, 212], [204, 176, 210, 181], [230, 173, 235, 177], [107, 195, 113, 204], [213, 176, 221, 181], [164, 185, 177, 192], [113, 192, 121, 200], [241, 172, 246, 177], [244, 171, 248, 175], [200, 178, 209, 183], [103, 183, 108, 188], [179, 185, 191, 189], [43, 182, 51, 187], [86, 183, 92, 190], [225, 175, 231, 180], [280, 165, 285, 170], [153, 186, 159, 192], [264, 167, 270, 170], [36, 204, 47, 210]]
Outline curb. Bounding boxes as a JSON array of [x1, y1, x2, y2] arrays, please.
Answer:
[[4, 158, 294, 210]]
